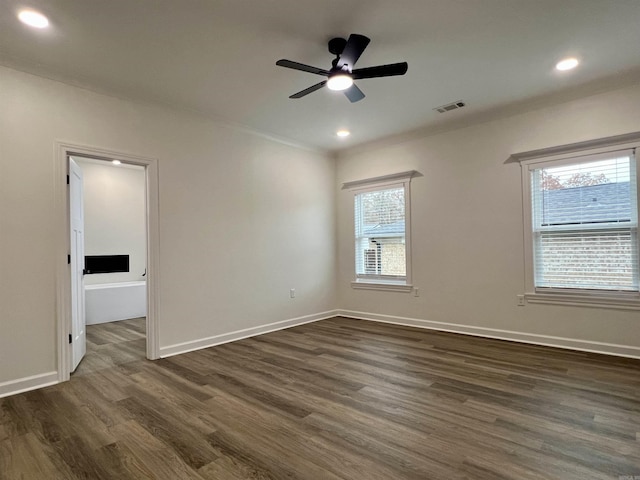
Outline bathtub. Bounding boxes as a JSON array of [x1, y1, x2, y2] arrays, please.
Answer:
[[85, 281, 147, 325]]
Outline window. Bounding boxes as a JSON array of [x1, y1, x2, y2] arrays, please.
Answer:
[[355, 185, 406, 279], [531, 152, 637, 291], [343, 171, 416, 292], [515, 135, 640, 309]]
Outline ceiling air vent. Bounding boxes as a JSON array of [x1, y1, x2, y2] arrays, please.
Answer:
[[434, 100, 466, 113]]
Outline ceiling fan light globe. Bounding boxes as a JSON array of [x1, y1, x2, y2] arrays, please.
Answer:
[[327, 74, 353, 91]]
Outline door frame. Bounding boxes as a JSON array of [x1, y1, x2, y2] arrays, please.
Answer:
[[55, 142, 160, 382]]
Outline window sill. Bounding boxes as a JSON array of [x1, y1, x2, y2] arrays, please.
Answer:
[[351, 280, 413, 293], [525, 291, 640, 310]]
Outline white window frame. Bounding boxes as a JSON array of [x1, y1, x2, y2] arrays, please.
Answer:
[[510, 132, 640, 310], [343, 171, 417, 292]]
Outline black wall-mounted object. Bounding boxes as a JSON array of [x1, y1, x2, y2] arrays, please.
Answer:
[[84, 255, 129, 274]]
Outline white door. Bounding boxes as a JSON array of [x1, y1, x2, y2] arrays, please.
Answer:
[[69, 158, 86, 371]]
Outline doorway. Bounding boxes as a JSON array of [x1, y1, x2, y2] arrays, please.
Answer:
[[73, 156, 147, 374], [55, 143, 159, 383]]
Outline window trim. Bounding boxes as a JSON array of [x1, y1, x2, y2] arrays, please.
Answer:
[[343, 171, 418, 292], [513, 133, 640, 309]]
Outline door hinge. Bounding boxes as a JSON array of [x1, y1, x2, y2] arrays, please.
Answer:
[[66, 175, 70, 184], [69, 334, 72, 344], [67, 254, 71, 264]]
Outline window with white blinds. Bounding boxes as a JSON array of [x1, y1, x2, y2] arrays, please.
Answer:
[[530, 150, 638, 292], [354, 184, 407, 282]]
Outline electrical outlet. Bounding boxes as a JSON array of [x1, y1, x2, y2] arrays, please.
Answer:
[[290, 288, 295, 298], [517, 294, 525, 306]]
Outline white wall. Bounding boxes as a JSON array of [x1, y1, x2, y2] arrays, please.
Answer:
[[336, 83, 640, 353], [2, 61, 639, 393], [0, 65, 336, 385], [75, 159, 146, 285]]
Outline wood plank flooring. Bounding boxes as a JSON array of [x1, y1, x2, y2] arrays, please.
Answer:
[[1, 317, 639, 479], [75, 318, 146, 377]]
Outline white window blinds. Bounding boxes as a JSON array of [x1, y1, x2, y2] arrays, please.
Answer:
[[354, 185, 406, 280], [531, 150, 638, 291]]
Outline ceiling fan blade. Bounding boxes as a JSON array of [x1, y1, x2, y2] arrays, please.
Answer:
[[337, 34, 370, 71], [289, 81, 327, 99], [352, 62, 408, 79], [344, 84, 365, 103], [276, 59, 330, 76]]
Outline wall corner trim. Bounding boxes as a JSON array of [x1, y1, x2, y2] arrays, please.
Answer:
[[159, 310, 340, 358], [0, 372, 59, 399], [336, 310, 640, 359]]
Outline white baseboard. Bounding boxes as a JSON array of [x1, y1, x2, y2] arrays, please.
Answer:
[[160, 310, 340, 358], [5, 309, 635, 399], [0, 371, 59, 399], [337, 310, 640, 359]]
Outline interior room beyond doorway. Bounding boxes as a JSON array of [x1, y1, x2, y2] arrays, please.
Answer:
[[72, 156, 147, 373]]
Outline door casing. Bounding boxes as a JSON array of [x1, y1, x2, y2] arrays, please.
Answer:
[[55, 142, 160, 382]]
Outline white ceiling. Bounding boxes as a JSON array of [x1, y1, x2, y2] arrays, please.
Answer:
[[2, 0, 640, 152]]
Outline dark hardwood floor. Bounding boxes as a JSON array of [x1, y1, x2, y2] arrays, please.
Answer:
[[75, 317, 146, 377], [1, 316, 639, 479]]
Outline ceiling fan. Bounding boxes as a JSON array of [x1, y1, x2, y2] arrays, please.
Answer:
[[276, 34, 408, 103]]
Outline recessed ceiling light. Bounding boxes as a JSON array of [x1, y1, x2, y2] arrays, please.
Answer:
[[336, 130, 350, 137], [17, 9, 49, 29], [112, 160, 122, 165], [556, 57, 579, 71]]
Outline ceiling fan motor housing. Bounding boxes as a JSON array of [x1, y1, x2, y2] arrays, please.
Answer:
[[328, 37, 347, 56]]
